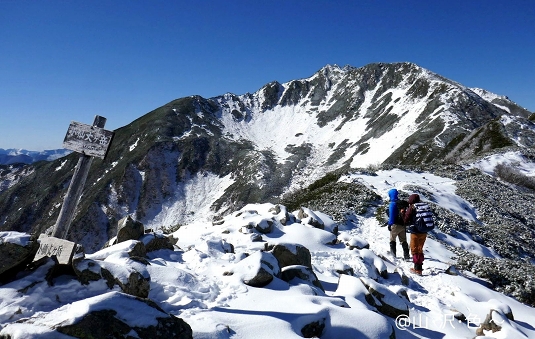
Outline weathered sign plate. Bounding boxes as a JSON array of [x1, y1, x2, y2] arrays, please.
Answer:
[[34, 234, 78, 265], [63, 121, 114, 159]]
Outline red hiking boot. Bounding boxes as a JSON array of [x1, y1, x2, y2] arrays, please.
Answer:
[[410, 264, 423, 275], [410, 268, 422, 275]]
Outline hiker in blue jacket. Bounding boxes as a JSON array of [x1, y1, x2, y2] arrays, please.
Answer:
[[387, 188, 410, 260]]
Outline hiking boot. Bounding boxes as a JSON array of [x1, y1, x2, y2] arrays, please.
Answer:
[[401, 242, 410, 260], [389, 241, 396, 257], [410, 268, 423, 275], [410, 263, 423, 275]]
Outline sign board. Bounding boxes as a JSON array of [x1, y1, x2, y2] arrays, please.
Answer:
[[34, 234, 78, 265], [63, 121, 114, 159]]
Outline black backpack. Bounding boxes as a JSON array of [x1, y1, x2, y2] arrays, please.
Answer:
[[413, 202, 435, 232]]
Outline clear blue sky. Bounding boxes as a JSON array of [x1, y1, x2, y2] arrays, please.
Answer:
[[1, 0, 534, 151]]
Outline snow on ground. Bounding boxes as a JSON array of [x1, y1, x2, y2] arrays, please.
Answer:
[[2, 170, 535, 338], [468, 150, 535, 177]]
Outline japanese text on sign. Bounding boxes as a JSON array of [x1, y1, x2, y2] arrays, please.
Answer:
[[63, 121, 114, 159]]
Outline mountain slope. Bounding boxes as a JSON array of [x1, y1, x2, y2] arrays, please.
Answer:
[[0, 62, 534, 254], [2, 190, 535, 338]]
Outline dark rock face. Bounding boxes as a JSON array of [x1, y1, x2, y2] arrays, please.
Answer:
[[0, 232, 39, 281], [117, 216, 145, 243]]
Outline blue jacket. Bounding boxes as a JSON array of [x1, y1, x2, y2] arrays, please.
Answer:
[[388, 189, 399, 226]]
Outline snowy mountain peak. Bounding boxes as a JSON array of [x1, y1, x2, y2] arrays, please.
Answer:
[[2, 61, 535, 254], [2, 61, 535, 338]]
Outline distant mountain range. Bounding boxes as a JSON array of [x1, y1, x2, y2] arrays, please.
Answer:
[[0, 148, 71, 165]]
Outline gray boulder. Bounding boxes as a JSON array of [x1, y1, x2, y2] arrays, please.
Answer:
[[237, 251, 280, 288], [0, 232, 39, 278], [345, 236, 369, 250], [281, 265, 325, 292], [298, 207, 325, 230], [116, 215, 145, 243], [141, 233, 177, 252], [269, 204, 293, 225], [73, 254, 150, 298], [265, 243, 312, 270], [254, 218, 274, 234], [360, 277, 409, 318]]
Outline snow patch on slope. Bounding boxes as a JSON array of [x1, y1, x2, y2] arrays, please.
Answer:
[[143, 172, 234, 229], [468, 151, 535, 177]]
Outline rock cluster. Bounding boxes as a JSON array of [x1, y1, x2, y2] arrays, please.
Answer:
[[0, 215, 191, 339]]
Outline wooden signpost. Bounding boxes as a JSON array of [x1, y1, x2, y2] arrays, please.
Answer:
[[37, 115, 114, 264]]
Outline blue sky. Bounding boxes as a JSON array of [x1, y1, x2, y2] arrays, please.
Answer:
[[1, 0, 534, 151]]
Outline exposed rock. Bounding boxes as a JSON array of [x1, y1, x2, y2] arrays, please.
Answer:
[[116, 215, 145, 243], [281, 265, 324, 292], [197, 239, 234, 256], [360, 277, 409, 319], [265, 243, 312, 270], [334, 262, 354, 276], [395, 267, 410, 286], [73, 258, 105, 285], [269, 204, 282, 214], [141, 233, 176, 252], [445, 265, 460, 276], [475, 309, 503, 336], [0, 232, 39, 280], [451, 310, 466, 323], [298, 207, 325, 229], [243, 266, 274, 288], [254, 218, 274, 234], [0, 292, 193, 339], [359, 249, 388, 279], [301, 318, 326, 338], [269, 204, 293, 225], [238, 251, 280, 288], [250, 233, 263, 242], [73, 256, 150, 298], [345, 236, 369, 250], [212, 217, 225, 226]]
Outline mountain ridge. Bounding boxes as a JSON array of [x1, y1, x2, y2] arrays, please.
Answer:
[[0, 62, 534, 255]]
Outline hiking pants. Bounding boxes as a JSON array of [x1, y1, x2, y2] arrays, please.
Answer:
[[389, 224, 407, 243], [410, 233, 427, 265]]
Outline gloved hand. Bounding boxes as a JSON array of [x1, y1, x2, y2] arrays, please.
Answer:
[[387, 225, 392, 231]]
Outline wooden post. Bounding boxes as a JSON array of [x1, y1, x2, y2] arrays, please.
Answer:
[[52, 116, 107, 239]]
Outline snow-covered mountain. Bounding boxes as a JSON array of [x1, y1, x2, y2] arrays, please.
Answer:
[[0, 148, 71, 165], [1, 62, 534, 254], [1, 61, 535, 338], [1, 168, 535, 338]]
